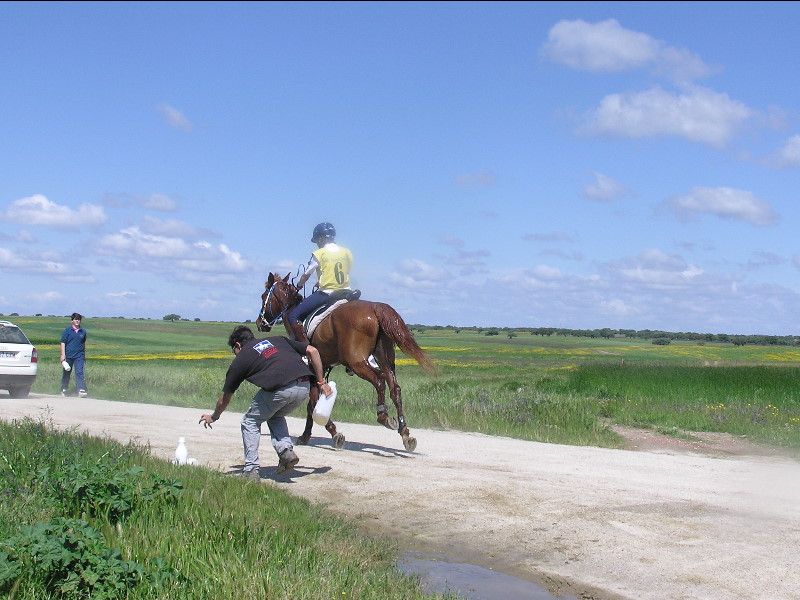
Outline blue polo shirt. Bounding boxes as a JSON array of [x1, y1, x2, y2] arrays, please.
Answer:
[[61, 326, 87, 359]]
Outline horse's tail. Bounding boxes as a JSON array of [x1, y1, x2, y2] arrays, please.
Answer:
[[373, 303, 437, 376]]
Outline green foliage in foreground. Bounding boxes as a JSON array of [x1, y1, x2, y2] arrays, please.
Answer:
[[0, 416, 446, 600]]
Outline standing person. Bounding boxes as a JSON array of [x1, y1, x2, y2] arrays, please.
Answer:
[[286, 222, 352, 343], [60, 312, 87, 397], [198, 325, 332, 480]]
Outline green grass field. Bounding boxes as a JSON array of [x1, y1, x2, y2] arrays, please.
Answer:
[[15, 315, 800, 450]]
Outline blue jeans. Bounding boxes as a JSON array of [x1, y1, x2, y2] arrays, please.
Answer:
[[61, 356, 86, 392], [240, 379, 309, 473], [286, 290, 330, 324]]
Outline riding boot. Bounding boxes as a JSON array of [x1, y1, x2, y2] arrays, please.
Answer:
[[288, 321, 309, 343]]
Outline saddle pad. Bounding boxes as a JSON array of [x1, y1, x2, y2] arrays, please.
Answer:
[[307, 300, 348, 339]]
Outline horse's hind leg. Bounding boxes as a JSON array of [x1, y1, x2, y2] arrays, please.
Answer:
[[352, 350, 417, 452], [374, 339, 416, 451], [385, 370, 416, 452]]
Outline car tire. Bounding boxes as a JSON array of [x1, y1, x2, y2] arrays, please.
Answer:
[[8, 385, 31, 399]]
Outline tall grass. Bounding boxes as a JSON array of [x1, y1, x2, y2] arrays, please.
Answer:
[[0, 415, 449, 600]]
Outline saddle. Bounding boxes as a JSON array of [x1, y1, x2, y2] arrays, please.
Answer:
[[302, 289, 361, 338]]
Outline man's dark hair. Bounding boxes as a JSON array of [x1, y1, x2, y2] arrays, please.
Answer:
[[229, 325, 255, 349], [70, 312, 83, 321]]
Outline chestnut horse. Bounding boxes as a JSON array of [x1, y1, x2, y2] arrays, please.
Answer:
[[256, 272, 435, 451]]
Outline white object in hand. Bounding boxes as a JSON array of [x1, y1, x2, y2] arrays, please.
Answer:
[[312, 381, 337, 426], [62, 360, 71, 371], [173, 437, 189, 465]]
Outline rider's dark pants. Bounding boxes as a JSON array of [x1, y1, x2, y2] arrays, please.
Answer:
[[287, 291, 330, 324]]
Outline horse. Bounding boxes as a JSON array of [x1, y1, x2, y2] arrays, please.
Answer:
[[255, 272, 436, 452]]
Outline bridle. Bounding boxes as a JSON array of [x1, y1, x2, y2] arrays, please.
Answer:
[[258, 280, 300, 331]]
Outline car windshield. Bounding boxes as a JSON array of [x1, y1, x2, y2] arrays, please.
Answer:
[[0, 326, 30, 344]]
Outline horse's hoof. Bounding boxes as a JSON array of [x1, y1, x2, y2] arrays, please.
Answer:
[[386, 416, 399, 430], [332, 432, 345, 450], [297, 434, 311, 446], [402, 436, 417, 452]]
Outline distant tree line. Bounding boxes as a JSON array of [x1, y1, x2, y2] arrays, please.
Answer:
[[407, 324, 800, 347]]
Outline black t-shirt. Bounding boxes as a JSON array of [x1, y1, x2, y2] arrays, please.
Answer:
[[223, 336, 312, 394]]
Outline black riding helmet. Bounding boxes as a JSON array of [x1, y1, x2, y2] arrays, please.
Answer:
[[311, 222, 336, 243]]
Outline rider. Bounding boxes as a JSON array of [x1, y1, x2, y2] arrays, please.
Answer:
[[286, 222, 353, 343]]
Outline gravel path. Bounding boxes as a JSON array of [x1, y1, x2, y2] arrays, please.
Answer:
[[4, 393, 799, 600]]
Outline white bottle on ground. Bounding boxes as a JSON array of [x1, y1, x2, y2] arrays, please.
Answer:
[[174, 437, 189, 465]]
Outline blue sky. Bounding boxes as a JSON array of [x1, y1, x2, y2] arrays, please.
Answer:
[[2, 1, 800, 335]]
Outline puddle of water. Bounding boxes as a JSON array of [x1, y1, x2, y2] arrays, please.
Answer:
[[397, 550, 580, 600]]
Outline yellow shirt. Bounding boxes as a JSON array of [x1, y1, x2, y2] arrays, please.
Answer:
[[311, 244, 352, 291]]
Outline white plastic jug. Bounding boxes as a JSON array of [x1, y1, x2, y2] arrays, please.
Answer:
[[62, 360, 71, 371], [312, 381, 337, 426], [174, 437, 188, 465]]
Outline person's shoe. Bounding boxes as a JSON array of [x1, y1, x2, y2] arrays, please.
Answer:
[[276, 448, 299, 474], [61, 389, 67, 397], [241, 468, 261, 482], [78, 390, 88, 398]]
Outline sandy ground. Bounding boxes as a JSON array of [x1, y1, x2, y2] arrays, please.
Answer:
[[3, 392, 800, 600]]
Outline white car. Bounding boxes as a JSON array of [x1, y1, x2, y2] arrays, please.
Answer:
[[0, 320, 38, 398]]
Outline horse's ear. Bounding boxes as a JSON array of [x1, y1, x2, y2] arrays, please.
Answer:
[[283, 272, 290, 282], [267, 272, 275, 287]]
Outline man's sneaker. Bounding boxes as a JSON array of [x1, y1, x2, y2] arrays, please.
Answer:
[[78, 390, 87, 398], [276, 448, 299, 474], [61, 389, 67, 397], [242, 468, 261, 482]]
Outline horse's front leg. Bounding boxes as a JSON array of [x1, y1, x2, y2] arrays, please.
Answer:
[[297, 398, 315, 445], [324, 419, 346, 450], [296, 386, 345, 449]]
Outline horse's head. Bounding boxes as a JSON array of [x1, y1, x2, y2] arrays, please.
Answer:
[[255, 272, 302, 332]]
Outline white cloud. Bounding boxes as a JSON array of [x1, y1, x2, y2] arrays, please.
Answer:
[[0, 229, 36, 243], [389, 259, 447, 288], [139, 193, 179, 211], [155, 103, 195, 132], [542, 18, 659, 72], [139, 215, 219, 239], [1, 194, 107, 227], [581, 86, 752, 148], [604, 248, 704, 290], [542, 19, 713, 83], [38, 291, 65, 302], [772, 134, 800, 167], [663, 187, 778, 226], [529, 264, 564, 280], [600, 298, 640, 317], [583, 171, 632, 202], [447, 249, 490, 267], [95, 226, 250, 278], [0, 246, 72, 277]]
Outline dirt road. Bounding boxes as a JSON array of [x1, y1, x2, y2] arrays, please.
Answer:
[[4, 393, 799, 600]]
